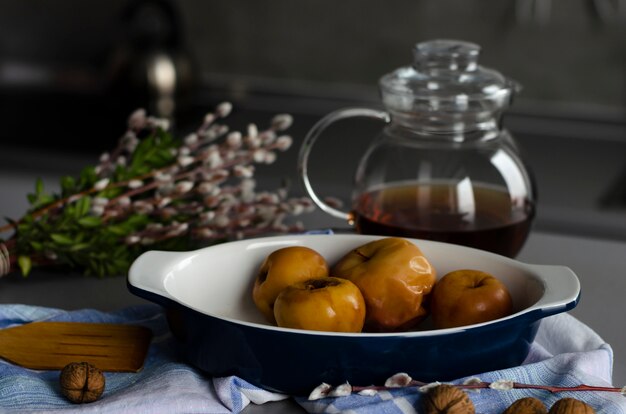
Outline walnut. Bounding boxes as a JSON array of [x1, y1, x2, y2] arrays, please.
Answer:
[[422, 384, 475, 414], [503, 397, 548, 414], [548, 398, 596, 414], [59, 362, 106, 403]]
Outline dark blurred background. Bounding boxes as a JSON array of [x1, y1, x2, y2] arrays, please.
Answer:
[[1, 0, 625, 239]]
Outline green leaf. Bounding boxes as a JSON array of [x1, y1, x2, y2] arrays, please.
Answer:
[[35, 178, 44, 195], [20, 214, 33, 224], [17, 223, 31, 234], [78, 166, 97, 189], [50, 233, 75, 245], [152, 150, 168, 164], [18, 255, 32, 276], [97, 187, 122, 199], [106, 225, 129, 236], [29, 241, 43, 251], [125, 214, 150, 227], [125, 130, 178, 178], [69, 243, 91, 251], [77, 216, 102, 227], [29, 194, 55, 210], [60, 175, 76, 194], [75, 196, 91, 217]]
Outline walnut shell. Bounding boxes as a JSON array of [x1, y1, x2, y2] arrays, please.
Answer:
[[59, 362, 106, 403], [548, 398, 596, 414], [503, 397, 548, 414], [422, 384, 475, 414]]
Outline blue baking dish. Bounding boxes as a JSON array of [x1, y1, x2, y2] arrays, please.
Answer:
[[127, 234, 580, 396]]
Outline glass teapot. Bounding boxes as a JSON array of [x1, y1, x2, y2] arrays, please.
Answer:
[[298, 39, 536, 257]]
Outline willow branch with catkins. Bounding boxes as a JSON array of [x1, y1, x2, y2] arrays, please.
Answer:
[[0, 103, 315, 277], [308, 372, 626, 400]]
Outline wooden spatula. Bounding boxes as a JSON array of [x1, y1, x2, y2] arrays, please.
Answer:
[[0, 321, 152, 372]]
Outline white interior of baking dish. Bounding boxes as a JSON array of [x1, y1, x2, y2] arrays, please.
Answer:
[[129, 234, 579, 336]]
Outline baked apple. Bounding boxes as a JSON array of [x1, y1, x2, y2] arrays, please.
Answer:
[[430, 269, 513, 329], [252, 246, 328, 322], [273, 277, 366, 332], [331, 237, 436, 331]]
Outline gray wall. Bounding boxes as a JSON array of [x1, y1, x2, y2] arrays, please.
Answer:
[[184, 0, 626, 109], [1, 0, 625, 112]]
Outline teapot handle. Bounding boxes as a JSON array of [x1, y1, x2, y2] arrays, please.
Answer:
[[298, 108, 390, 221]]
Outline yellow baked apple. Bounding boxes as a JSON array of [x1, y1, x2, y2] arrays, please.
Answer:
[[273, 277, 366, 333], [252, 246, 328, 322], [331, 237, 436, 331], [430, 269, 513, 329]]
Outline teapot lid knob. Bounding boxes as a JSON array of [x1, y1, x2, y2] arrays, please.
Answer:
[[413, 39, 480, 72]]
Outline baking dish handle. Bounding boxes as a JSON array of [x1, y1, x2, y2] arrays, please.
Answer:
[[127, 250, 184, 306], [524, 264, 581, 318]]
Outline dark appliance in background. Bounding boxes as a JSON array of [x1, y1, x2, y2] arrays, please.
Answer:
[[0, 0, 195, 154]]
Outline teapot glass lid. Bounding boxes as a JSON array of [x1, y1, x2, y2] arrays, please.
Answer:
[[380, 39, 518, 114]]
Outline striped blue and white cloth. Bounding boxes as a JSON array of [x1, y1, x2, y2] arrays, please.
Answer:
[[0, 304, 624, 413]]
